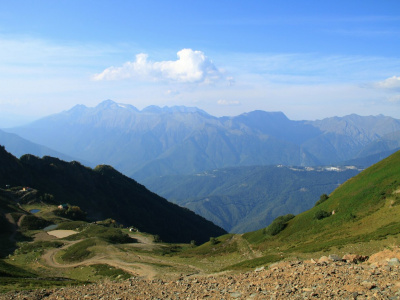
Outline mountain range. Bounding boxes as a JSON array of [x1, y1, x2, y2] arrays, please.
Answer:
[[4, 100, 400, 181], [0, 146, 226, 243]]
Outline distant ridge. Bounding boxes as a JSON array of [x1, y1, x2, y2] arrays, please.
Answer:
[[0, 129, 82, 164]]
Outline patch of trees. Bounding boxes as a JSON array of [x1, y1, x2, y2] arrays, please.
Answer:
[[263, 214, 295, 236], [96, 218, 123, 228], [20, 215, 51, 230], [54, 205, 87, 221], [314, 209, 331, 220]]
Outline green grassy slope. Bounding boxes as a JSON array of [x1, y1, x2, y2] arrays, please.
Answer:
[[243, 150, 400, 254]]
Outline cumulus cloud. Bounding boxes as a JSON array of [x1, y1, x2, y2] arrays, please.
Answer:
[[376, 76, 400, 89], [93, 49, 223, 84], [217, 99, 241, 106]]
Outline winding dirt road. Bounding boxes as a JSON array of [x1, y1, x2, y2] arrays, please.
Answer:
[[40, 233, 203, 280], [41, 238, 158, 279]]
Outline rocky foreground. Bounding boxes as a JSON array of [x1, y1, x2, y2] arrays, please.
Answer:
[[3, 251, 400, 300]]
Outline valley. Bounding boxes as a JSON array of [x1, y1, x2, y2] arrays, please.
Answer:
[[144, 165, 361, 232], [1, 147, 400, 297], [3, 1, 400, 298], [2, 103, 400, 297]]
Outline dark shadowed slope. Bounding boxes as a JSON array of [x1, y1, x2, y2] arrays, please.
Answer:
[[0, 145, 226, 243]]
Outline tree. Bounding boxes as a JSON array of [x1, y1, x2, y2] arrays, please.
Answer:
[[314, 194, 329, 206], [209, 237, 218, 245], [314, 209, 331, 220], [54, 205, 87, 221]]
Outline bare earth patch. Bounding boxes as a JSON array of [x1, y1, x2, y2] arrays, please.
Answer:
[[368, 247, 400, 265], [47, 230, 77, 238], [33, 231, 57, 241]]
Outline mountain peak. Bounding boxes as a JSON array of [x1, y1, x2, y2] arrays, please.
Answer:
[[96, 100, 139, 112], [241, 110, 289, 121], [141, 105, 210, 116], [96, 99, 117, 108]]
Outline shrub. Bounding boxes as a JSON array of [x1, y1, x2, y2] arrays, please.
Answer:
[[57, 221, 87, 230], [314, 194, 329, 206], [264, 214, 295, 236], [91, 264, 131, 280], [54, 205, 87, 221], [153, 234, 162, 243], [66, 224, 132, 244], [61, 238, 97, 262], [18, 241, 63, 254], [40, 193, 56, 204], [96, 218, 123, 228], [209, 237, 218, 245], [314, 209, 331, 220], [19, 215, 51, 230], [101, 229, 132, 244]]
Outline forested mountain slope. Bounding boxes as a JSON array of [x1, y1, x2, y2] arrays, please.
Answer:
[[144, 165, 361, 232], [0, 146, 226, 243]]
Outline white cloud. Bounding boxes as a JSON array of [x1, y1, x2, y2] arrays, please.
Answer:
[[376, 76, 400, 89], [93, 49, 223, 84], [217, 99, 241, 106]]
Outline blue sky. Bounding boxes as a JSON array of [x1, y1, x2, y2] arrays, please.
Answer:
[[1, 0, 400, 126]]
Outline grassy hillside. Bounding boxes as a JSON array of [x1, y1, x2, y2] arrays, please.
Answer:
[[243, 150, 400, 256]]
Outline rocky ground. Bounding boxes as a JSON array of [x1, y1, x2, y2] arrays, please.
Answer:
[[3, 251, 400, 299]]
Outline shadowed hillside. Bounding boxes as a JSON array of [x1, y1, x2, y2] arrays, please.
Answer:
[[0, 145, 226, 244]]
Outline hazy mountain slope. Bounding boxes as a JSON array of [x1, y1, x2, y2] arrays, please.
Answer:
[[0, 129, 78, 163], [244, 150, 400, 253], [302, 115, 400, 164], [223, 110, 321, 145], [132, 126, 305, 179], [143, 165, 360, 233], [6, 101, 227, 177], [6, 100, 400, 180], [340, 147, 400, 167], [0, 145, 226, 243]]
